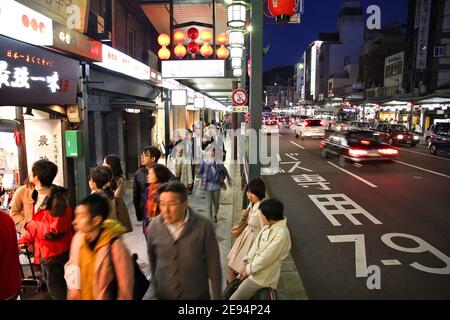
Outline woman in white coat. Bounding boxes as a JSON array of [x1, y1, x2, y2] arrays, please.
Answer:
[[227, 178, 268, 283]]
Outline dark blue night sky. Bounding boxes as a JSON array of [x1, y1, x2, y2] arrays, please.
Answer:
[[263, 0, 410, 71]]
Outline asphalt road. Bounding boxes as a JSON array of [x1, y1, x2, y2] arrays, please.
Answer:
[[262, 128, 450, 299]]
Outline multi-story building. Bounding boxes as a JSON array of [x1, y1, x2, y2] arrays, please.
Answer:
[[294, 56, 305, 103]]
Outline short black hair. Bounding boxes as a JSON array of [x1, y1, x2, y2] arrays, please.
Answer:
[[80, 193, 110, 221], [157, 181, 188, 203], [143, 146, 161, 162], [150, 164, 175, 184], [245, 178, 266, 201], [32, 160, 58, 187], [259, 198, 284, 221], [89, 166, 112, 189]]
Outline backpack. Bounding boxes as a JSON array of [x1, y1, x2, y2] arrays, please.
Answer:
[[109, 238, 150, 300]]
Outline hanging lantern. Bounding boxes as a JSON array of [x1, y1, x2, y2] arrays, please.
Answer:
[[158, 47, 171, 60], [157, 34, 170, 46], [187, 41, 199, 54], [187, 27, 199, 40], [233, 68, 242, 77], [230, 46, 243, 59], [231, 58, 241, 68], [173, 30, 186, 44], [217, 32, 229, 45], [227, 1, 247, 28], [200, 30, 213, 43], [267, 0, 297, 23], [216, 45, 229, 59], [174, 43, 187, 58], [229, 29, 244, 47], [200, 43, 213, 57]]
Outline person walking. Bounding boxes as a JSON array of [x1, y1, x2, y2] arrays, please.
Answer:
[[143, 164, 174, 236], [173, 145, 193, 189], [227, 178, 268, 283], [146, 181, 222, 300], [0, 209, 22, 300], [89, 166, 117, 221], [65, 193, 134, 300], [199, 148, 230, 223], [103, 155, 132, 233], [10, 177, 35, 235], [18, 160, 73, 300], [133, 146, 161, 222], [229, 198, 292, 300]]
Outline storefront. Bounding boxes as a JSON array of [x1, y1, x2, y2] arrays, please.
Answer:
[[0, 34, 79, 188]]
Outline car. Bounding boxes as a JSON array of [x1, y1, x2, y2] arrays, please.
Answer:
[[293, 115, 310, 126], [278, 116, 292, 128], [294, 119, 326, 140], [374, 123, 420, 147], [320, 130, 399, 166], [425, 122, 450, 145], [348, 121, 373, 130], [429, 123, 450, 155], [261, 119, 279, 134]]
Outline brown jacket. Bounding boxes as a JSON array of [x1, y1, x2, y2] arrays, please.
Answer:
[[10, 184, 35, 234]]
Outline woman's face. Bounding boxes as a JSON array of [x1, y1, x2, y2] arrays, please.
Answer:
[[147, 168, 158, 184], [102, 159, 110, 168], [246, 191, 259, 204], [88, 178, 97, 191]]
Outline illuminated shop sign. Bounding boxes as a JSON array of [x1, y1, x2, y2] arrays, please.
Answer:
[[0, 0, 53, 46], [161, 60, 225, 78], [0, 35, 78, 106]]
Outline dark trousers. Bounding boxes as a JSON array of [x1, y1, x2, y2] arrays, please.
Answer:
[[41, 250, 69, 300]]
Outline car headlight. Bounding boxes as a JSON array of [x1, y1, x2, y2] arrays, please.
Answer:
[[397, 134, 404, 139], [413, 135, 419, 140]]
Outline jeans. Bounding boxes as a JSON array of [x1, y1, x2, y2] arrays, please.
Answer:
[[41, 251, 69, 300], [229, 277, 264, 300], [206, 190, 221, 220]]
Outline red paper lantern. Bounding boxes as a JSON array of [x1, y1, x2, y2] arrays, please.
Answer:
[[187, 27, 199, 40], [217, 32, 229, 45], [268, 0, 297, 23], [187, 41, 199, 54], [174, 43, 187, 58], [216, 45, 229, 59], [200, 30, 213, 43], [200, 43, 213, 57], [173, 31, 186, 44]]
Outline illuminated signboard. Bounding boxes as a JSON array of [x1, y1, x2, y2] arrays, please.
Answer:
[[0, 35, 79, 106], [0, 0, 53, 46], [94, 45, 151, 81], [161, 60, 225, 78]]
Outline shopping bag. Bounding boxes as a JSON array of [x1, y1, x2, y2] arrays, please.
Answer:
[[230, 217, 247, 238]]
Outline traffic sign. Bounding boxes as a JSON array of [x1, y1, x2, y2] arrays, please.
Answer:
[[232, 88, 248, 106], [232, 105, 248, 113]]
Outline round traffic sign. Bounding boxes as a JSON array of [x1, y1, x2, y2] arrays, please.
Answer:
[[232, 88, 248, 106]]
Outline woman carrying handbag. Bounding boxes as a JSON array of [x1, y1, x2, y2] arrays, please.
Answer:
[[227, 178, 267, 284]]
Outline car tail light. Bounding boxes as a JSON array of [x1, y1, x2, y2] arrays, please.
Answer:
[[349, 149, 368, 157], [378, 148, 398, 155], [397, 134, 404, 139], [360, 140, 371, 145], [305, 120, 310, 127], [320, 120, 324, 126]]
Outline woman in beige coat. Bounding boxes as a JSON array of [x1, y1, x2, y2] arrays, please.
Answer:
[[10, 177, 35, 235], [227, 178, 268, 283]]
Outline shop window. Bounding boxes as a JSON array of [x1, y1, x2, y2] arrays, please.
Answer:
[[128, 27, 136, 57], [434, 46, 445, 58]]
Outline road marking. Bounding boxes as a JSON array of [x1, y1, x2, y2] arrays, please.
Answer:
[[285, 153, 298, 161], [397, 147, 450, 161], [394, 160, 450, 179], [381, 259, 402, 266], [353, 163, 363, 168], [290, 141, 306, 150], [327, 161, 378, 188], [276, 154, 282, 162]]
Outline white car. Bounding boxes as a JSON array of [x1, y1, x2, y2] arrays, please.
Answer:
[[261, 119, 279, 134], [294, 119, 326, 140]]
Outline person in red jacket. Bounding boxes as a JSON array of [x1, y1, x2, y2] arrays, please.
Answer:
[[0, 209, 22, 300], [18, 160, 73, 300]]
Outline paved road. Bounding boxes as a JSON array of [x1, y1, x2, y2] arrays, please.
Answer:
[[262, 128, 450, 299]]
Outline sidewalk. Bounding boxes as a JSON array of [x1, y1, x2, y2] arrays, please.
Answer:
[[122, 136, 307, 300]]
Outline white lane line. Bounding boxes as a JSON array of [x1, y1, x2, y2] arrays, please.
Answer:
[[327, 161, 378, 188], [397, 147, 450, 161], [381, 259, 402, 266], [285, 154, 298, 161], [393, 160, 450, 179], [277, 154, 282, 162], [290, 141, 306, 150]]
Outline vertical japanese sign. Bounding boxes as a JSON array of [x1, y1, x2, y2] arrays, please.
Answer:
[[24, 119, 64, 187], [416, 0, 431, 70]]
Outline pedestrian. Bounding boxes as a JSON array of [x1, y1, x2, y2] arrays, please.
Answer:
[[173, 145, 193, 189], [133, 146, 161, 222], [65, 193, 134, 300], [227, 178, 268, 283], [10, 176, 35, 235], [0, 209, 22, 300], [199, 148, 230, 223], [103, 154, 133, 233], [143, 164, 174, 236], [89, 166, 117, 221], [182, 129, 198, 193], [146, 181, 222, 300], [229, 198, 292, 300], [18, 160, 73, 300]]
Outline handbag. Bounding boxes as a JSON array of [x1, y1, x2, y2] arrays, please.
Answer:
[[223, 276, 243, 300], [230, 217, 247, 238]]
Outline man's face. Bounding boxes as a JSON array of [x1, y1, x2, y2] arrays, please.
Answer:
[[141, 152, 155, 167], [159, 192, 188, 225], [73, 204, 101, 233]]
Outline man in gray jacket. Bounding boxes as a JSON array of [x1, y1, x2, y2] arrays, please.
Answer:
[[147, 181, 222, 300]]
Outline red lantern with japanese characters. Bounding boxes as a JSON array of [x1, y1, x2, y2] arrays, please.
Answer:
[[187, 27, 199, 40], [266, 0, 297, 23], [187, 41, 199, 55]]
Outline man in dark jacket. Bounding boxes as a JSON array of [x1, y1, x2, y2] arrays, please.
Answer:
[[133, 146, 161, 221]]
